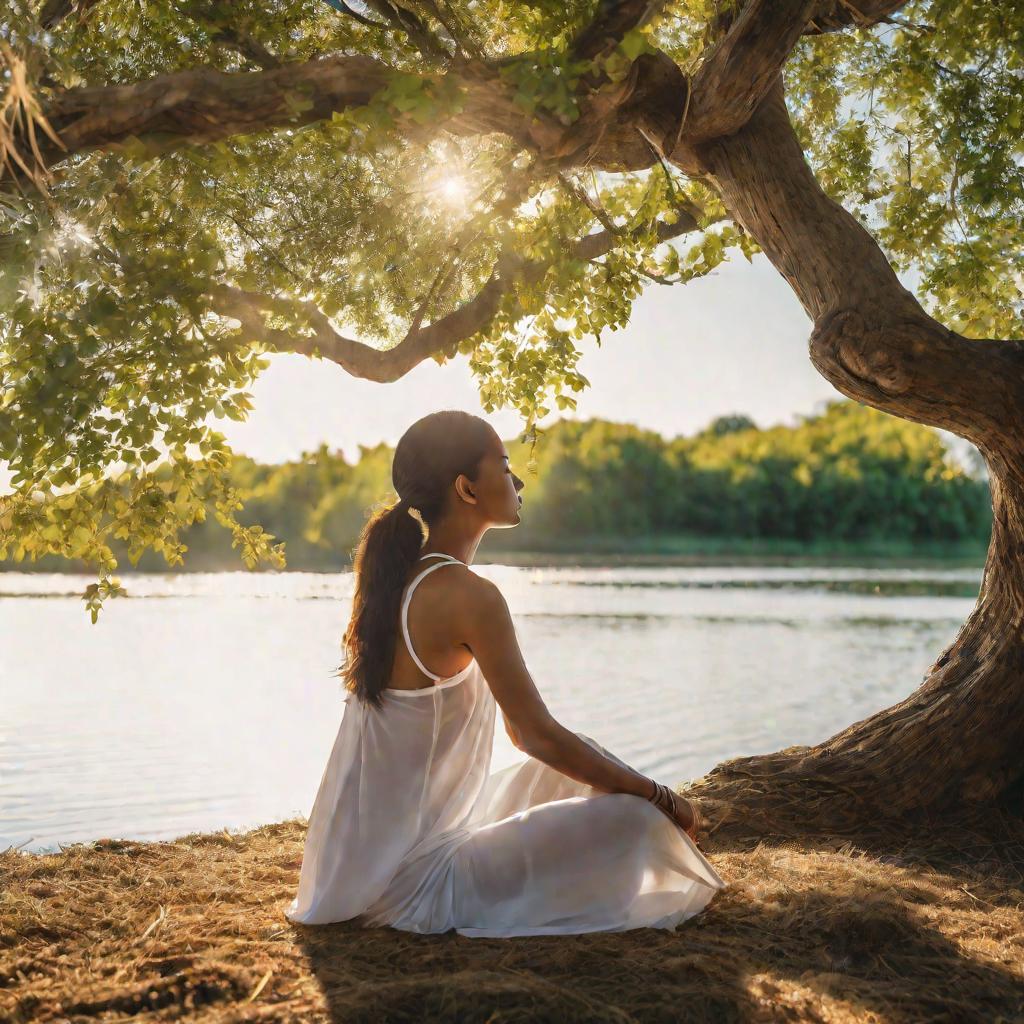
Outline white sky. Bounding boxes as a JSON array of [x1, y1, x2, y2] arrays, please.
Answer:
[[211, 251, 842, 466]]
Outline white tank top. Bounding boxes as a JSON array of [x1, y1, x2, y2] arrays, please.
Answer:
[[398, 553, 476, 687]]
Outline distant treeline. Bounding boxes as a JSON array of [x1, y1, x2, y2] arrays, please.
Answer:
[[4, 400, 993, 572]]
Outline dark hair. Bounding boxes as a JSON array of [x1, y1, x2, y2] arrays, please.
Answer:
[[338, 410, 495, 710]]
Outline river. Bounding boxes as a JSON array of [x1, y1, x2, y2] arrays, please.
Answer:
[[0, 561, 981, 854]]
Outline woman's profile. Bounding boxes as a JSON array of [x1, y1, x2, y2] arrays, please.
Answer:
[[285, 410, 727, 936]]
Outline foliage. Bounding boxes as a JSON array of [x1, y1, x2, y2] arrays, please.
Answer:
[[0, 1, 1016, 615], [784, 1, 1024, 338], [4, 401, 988, 577]]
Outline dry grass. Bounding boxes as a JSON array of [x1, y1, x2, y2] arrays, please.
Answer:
[[2, 809, 1023, 1024]]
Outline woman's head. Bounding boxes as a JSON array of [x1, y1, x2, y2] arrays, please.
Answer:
[[391, 411, 523, 529], [339, 411, 524, 708]]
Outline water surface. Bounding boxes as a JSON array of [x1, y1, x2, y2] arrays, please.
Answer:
[[0, 563, 981, 854]]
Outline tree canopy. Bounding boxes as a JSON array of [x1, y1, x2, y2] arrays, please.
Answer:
[[0, 1, 1019, 617]]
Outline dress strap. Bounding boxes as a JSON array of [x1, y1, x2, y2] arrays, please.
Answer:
[[402, 555, 464, 680]]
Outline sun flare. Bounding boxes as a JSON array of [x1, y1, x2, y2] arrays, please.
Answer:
[[438, 175, 468, 204]]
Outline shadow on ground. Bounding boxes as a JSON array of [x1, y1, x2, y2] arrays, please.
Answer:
[[3, 800, 1022, 1023]]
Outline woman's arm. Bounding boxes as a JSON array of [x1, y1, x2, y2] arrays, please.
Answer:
[[500, 707, 524, 750], [461, 576, 655, 801]]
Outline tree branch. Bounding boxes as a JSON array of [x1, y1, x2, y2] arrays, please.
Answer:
[[804, 0, 916, 34], [558, 173, 620, 234], [207, 200, 719, 382], [15, 55, 565, 188], [570, 1, 667, 62], [668, 0, 912, 161], [20, 55, 395, 184], [679, 0, 818, 146], [11, 1, 918, 190], [208, 26, 281, 71], [169, 2, 285, 70], [404, 0, 485, 59], [362, 0, 452, 61], [37, 0, 100, 30]]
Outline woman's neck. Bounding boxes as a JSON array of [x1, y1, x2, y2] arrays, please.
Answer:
[[421, 532, 481, 566]]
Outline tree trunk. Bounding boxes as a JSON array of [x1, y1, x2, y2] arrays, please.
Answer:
[[670, 76, 1024, 834]]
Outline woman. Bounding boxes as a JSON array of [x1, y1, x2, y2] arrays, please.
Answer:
[[285, 410, 727, 937]]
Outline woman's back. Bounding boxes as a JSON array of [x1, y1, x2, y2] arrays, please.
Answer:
[[285, 558, 498, 926], [387, 553, 477, 692]]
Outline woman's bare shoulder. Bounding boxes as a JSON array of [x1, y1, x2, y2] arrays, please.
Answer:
[[417, 561, 500, 603], [450, 568, 507, 618]]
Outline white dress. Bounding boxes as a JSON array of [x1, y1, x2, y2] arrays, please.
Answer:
[[285, 553, 727, 937]]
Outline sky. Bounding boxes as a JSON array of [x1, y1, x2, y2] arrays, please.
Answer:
[[2, 245, 974, 495], [210, 251, 841, 466]]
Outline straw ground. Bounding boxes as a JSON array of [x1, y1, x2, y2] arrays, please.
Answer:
[[2, 800, 1022, 1023]]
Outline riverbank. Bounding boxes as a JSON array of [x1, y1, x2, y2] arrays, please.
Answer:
[[3, 809, 1021, 1023], [0, 535, 990, 575]]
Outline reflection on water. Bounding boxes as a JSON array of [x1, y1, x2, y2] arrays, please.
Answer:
[[0, 563, 981, 854], [566, 578, 983, 598]]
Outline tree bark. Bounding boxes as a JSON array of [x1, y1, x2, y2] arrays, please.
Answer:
[[671, 76, 1024, 832]]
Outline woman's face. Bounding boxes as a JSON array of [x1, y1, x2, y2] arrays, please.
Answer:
[[462, 433, 525, 527]]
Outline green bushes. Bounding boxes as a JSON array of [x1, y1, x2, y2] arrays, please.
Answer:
[[10, 400, 987, 572], [179, 400, 993, 566]]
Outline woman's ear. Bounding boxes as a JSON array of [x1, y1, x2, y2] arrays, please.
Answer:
[[454, 473, 477, 505]]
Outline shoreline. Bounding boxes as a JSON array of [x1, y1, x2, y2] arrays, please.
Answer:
[[2, 812, 1021, 1022], [0, 537, 990, 576]]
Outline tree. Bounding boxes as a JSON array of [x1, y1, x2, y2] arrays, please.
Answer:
[[0, 1, 1021, 829], [704, 414, 758, 437]]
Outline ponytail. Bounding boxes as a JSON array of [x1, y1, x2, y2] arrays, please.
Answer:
[[336, 410, 494, 709], [338, 498, 424, 710]]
